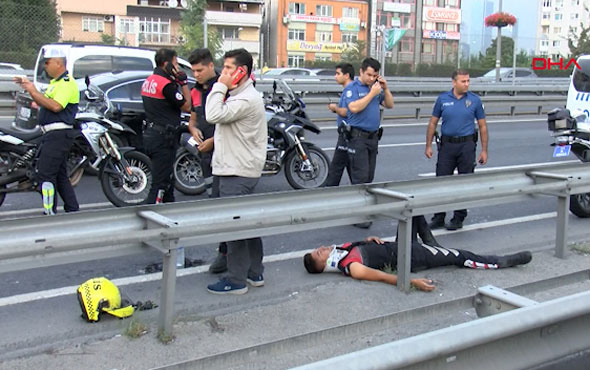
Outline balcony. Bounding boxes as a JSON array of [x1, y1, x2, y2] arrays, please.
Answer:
[[206, 11, 262, 28]]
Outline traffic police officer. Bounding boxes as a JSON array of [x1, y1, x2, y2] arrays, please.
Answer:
[[14, 47, 79, 214], [325, 62, 354, 187], [141, 48, 191, 204], [425, 69, 488, 230]]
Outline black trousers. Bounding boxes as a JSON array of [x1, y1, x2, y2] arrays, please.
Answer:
[[325, 132, 351, 187], [347, 135, 379, 184], [143, 127, 176, 204], [36, 129, 79, 213], [433, 140, 476, 221]]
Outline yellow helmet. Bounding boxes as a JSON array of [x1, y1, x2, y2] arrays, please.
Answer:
[[77, 277, 134, 322]]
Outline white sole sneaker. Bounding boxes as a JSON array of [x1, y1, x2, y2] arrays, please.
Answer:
[[246, 278, 264, 287]]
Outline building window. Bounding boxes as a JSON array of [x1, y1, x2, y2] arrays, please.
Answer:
[[542, 12, 550, 19], [543, 0, 552, 6], [424, 0, 436, 5], [316, 5, 333, 17], [422, 40, 435, 54], [570, 13, 579, 20], [82, 17, 104, 32], [221, 27, 240, 39], [342, 32, 358, 43], [138, 17, 170, 44], [542, 26, 549, 34], [288, 29, 305, 40], [555, 0, 564, 6], [399, 39, 413, 52], [554, 13, 563, 20], [287, 54, 305, 67], [315, 54, 331, 61], [571, 26, 578, 33], [554, 27, 561, 33], [119, 19, 135, 34], [540, 40, 549, 48], [288, 3, 305, 15], [316, 31, 332, 42], [445, 0, 458, 6], [445, 23, 457, 31], [342, 7, 359, 18], [424, 21, 436, 30], [400, 14, 413, 29], [552, 40, 561, 47]]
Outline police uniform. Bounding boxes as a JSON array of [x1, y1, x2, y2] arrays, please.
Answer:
[[432, 89, 485, 223], [141, 67, 186, 203], [325, 92, 351, 186], [340, 79, 384, 184], [37, 70, 80, 213]]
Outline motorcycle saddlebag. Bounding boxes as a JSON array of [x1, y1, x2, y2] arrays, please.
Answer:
[[547, 108, 576, 131]]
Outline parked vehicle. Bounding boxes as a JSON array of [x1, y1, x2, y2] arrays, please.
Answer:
[[480, 67, 537, 81], [173, 79, 330, 194], [547, 55, 590, 217]]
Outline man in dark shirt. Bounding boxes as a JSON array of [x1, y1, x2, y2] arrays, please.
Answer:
[[141, 48, 191, 204]]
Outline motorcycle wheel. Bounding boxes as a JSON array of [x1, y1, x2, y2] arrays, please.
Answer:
[[100, 151, 152, 207], [569, 193, 590, 218], [0, 185, 5, 207], [284, 144, 330, 189], [173, 148, 206, 195]]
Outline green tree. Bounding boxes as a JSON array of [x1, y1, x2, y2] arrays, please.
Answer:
[[177, 0, 222, 60], [342, 40, 367, 64], [0, 0, 60, 68], [482, 35, 516, 68], [100, 34, 116, 45], [569, 23, 590, 59]]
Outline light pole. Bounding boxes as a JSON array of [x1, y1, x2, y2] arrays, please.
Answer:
[[495, 0, 503, 82]]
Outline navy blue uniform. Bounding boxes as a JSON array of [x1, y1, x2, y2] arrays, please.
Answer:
[[326, 92, 352, 186], [432, 89, 485, 222]]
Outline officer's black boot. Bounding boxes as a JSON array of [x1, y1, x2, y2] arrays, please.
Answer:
[[429, 213, 445, 229], [395, 218, 419, 242], [496, 251, 532, 268], [416, 216, 442, 247]]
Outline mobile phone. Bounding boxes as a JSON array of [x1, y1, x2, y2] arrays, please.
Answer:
[[231, 66, 247, 86], [164, 63, 175, 77]]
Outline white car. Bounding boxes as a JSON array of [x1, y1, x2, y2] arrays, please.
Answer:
[[0, 62, 24, 71]]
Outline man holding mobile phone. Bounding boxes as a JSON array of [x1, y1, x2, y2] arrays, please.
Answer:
[[205, 49, 267, 295], [141, 48, 191, 204]]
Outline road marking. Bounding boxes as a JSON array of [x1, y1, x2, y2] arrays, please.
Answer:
[[321, 117, 546, 130], [0, 212, 557, 308], [418, 160, 579, 177]]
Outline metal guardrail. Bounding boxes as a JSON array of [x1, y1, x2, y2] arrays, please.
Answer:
[[0, 162, 589, 335], [294, 289, 590, 370]]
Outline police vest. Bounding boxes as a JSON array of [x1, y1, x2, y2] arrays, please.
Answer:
[[141, 73, 180, 127]]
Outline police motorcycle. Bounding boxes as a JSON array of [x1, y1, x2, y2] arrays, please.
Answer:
[[172, 79, 330, 194], [547, 107, 590, 217]]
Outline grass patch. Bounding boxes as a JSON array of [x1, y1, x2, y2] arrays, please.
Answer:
[[157, 329, 176, 345], [123, 318, 149, 339], [570, 242, 590, 254], [382, 264, 397, 275]]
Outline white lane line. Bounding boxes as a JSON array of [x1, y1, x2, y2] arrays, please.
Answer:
[[418, 160, 579, 177], [321, 117, 546, 130], [0, 212, 556, 308]]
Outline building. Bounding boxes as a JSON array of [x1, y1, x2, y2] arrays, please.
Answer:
[[535, 0, 590, 59], [265, 0, 369, 68]]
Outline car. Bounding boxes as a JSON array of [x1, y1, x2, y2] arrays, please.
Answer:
[[0, 62, 24, 71], [311, 68, 335, 77], [480, 67, 537, 81], [263, 67, 318, 78]]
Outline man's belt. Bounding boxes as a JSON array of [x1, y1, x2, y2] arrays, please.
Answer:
[[350, 126, 379, 139], [145, 121, 176, 134], [441, 133, 478, 144], [40, 122, 73, 133]]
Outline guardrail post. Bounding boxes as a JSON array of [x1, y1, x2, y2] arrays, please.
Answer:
[[555, 194, 570, 258], [396, 214, 412, 292], [159, 238, 179, 336], [510, 106, 516, 116], [415, 107, 420, 119]]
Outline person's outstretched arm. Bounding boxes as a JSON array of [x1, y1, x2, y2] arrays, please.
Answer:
[[348, 262, 435, 291]]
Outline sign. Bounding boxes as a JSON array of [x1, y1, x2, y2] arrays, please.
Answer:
[[385, 28, 406, 51], [287, 40, 345, 53], [340, 23, 360, 31], [288, 14, 337, 24], [532, 57, 581, 70], [383, 2, 411, 13], [423, 30, 460, 40], [423, 6, 461, 24], [391, 17, 401, 27]]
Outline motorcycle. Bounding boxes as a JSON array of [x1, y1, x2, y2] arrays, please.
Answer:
[[173, 79, 330, 194], [547, 107, 590, 217]]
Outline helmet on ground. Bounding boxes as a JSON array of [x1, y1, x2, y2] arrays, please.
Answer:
[[77, 277, 134, 322]]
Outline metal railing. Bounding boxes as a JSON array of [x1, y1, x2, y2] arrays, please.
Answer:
[[1, 162, 589, 335]]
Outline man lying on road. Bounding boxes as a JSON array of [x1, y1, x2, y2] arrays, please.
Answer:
[[303, 229, 532, 292]]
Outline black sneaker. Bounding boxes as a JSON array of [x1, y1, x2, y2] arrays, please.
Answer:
[[497, 251, 532, 268], [429, 217, 445, 229], [208, 253, 227, 274], [445, 218, 463, 230]]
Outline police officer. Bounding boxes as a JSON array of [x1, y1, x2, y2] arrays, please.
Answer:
[[425, 69, 488, 230], [14, 48, 79, 215], [325, 62, 354, 187], [141, 48, 191, 204]]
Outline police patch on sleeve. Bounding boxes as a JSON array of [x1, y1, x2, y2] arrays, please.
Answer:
[[176, 92, 183, 100], [346, 90, 352, 98]]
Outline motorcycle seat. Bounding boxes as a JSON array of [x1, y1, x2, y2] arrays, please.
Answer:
[[1, 125, 43, 142]]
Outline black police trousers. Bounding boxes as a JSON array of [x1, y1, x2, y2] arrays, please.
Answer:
[[36, 129, 79, 213], [347, 134, 379, 184], [325, 132, 351, 186], [143, 127, 176, 203], [433, 140, 476, 221]]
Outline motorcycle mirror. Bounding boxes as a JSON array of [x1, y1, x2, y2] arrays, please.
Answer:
[[85, 75, 90, 89]]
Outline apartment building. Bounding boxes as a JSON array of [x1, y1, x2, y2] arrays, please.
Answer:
[[536, 0, 590, 59], [265, 0, 369, 67], [55, 0, 263, 62]]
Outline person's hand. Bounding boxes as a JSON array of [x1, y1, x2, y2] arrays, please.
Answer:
[[218, 71, 233, 89], [376, 75, 388, 90], [191, 128, 204, 145], [370, 80, 382, 96], [14, 76, 34, 93], [175, 70, 188, 86], [425, 146, 433, 159], [478, 151, 488, 165], [411, 278, 435, 292], [328, 103, 337, 113], [198, 137, 214, 153], [365, 236, 385, 244]]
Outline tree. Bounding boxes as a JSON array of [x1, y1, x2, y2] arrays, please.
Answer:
[[177, 0, 222, 60], [0, 0, 60, 68], [482, 36, 516, 68], [342, 40, 367, 64], [569, 23, 590, 59]]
